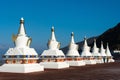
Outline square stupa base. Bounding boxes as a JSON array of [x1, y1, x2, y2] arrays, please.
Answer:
[[83, 60, 96, 65], [66, 61, 86, 66], [0, 64, 44, 73], [106, 59, 115, 63], [95, 60, 103, 64], [109, 59, 115, 62], [40, 62, 69, 69]]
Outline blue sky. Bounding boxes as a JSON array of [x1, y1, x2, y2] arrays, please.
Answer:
[[0, 0, 120, 53]]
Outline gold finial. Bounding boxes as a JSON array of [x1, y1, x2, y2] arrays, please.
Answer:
[[71, 32, 74, 37], [20, 17, 24, 24], [51, 26, 54, 32], [94, 38, 96, 42], [84, 36, 87, 40], [101, 41, 103, 44], [107, 42, 109, 47], [107, 42, 108, 45]]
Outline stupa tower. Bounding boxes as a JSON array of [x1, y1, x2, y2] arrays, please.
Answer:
[[92, 39, 102, 63], [81, 37, 96, 64], [0, 18, 44, 73], [100, 41, 107, 63], [66, 32, 85, 66], [105, 43, 115, 62], [40, 26, 69, 69]]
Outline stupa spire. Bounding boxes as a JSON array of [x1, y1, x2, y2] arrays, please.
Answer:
[[92, 39, 101, 57], [84, 36, 88, 46], [69, 32, 78, 50], [93, 39, 97, 48], [18, 17, 26, 36], [106, 43, 112, 56], [71, 32, 75, 44], [106, 43, 109, 50], [92, 39, 97, 53], [100, 41, 106, 57], [101, 41, 104, 49], [81, 36, 92, 56], [105, 43, 115, 62], [51, 26, 56, 41]]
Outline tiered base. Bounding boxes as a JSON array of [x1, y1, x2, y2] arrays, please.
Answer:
[[66, 61, 86, 66], [83, 60, 96, 65], [106, 59, 115, 63], [0, 64, 44, 73], [95, 59, 103, 64], [108, 59, 115, 62], [40, 62, 69, 69]]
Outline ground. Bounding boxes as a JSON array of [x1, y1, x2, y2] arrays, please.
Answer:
[[0, 62, 120, 80]]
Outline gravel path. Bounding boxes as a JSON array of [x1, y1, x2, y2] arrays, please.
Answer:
[[0, 62, 120, 80]]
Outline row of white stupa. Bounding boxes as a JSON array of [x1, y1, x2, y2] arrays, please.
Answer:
[[0, 18, 114, 73]]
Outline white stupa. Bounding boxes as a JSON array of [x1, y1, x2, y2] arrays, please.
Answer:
[[40, 27, 69, 69], [105, 43, 115, 62], [100, 41, 107, 63], [92, 39, 102, 63], [81, 37, 96, 64], [66, 32, 85, 66], [0, 18, 44, 73]]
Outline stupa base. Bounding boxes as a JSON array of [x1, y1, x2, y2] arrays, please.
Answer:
[[40, 62, 69, 69], [109, 59, 115, 62], [83, 60, 96, 65], [95, 60, 103, 64], [66, 61, 86, 66], [107, 59, 115, 63], [0, 64, 44, 73]]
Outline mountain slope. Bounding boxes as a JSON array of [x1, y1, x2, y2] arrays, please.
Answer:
[[96, 23, 120, 50]]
